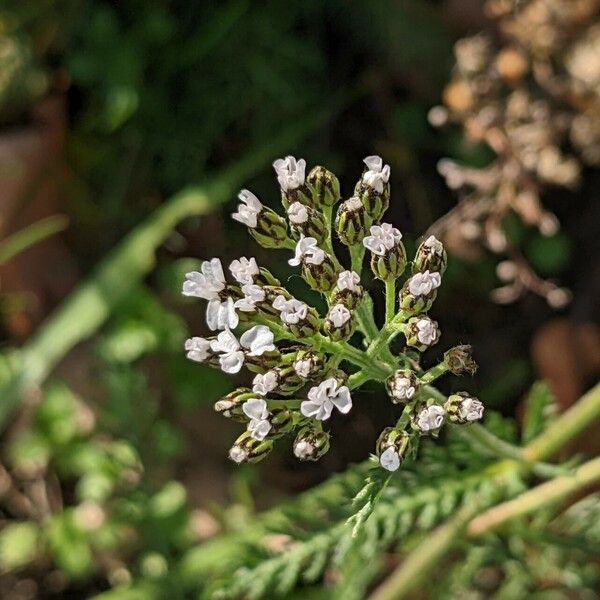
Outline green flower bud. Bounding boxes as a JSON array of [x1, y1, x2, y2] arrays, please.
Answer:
[[444, 345, 477, 376], [250, 207, 291, 249], [376, 427, 410, 471], [386, 369, 420, 404], [244, 349, 282, 373], [413, 235, 447, 275], [302, 254, 339, 293], [331, 270, 363, 310], [398, 270, 442, 314], [292, 349, 327, 379], [324, 303, 355, 342], [444, 392, 484, 424], [287, 202, 328, 244], [335, 197, 370, 246], [268, 407, 296, 439], [228, 431, 273, 464], [293, 426, 330, 461], [363, 223, 407, 281], [214, 388, 255, 422], [255, 267, 280, 287], [404, 316, 440, 351], [306, 166, 340, 208], [354, 156, 391, 221]]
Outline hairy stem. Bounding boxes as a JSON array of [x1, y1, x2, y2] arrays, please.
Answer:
[[385, 280, 396, 324]]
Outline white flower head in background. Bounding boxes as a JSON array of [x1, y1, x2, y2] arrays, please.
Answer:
[[273, 156, 306, 191], [459, 396, 485, 422], [184, 337, 212, 363], [288, 236, 325, 266], [287, 201, 309, 224], [232, 189, 263, 227], [363, 223, 402, 256], [234, 284, 265, 312], [301, 378, 352, 421], [242, 398, 271, 440], [362, 155, 390, 193], [272, 296, 308, 325], [416, 318, 439, 346], [229, 257, 259, 285], [379, 447, 401, 472], [337, 270, 361, 292], [252, 370, 278, 396], [416, 405, 446, 433], [408, 270, 442, 296]]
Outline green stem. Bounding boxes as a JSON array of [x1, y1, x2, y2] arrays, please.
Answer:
[[321, 205, 343, 271], [355, 294, 380, 346], [384, 280, 396, 324], [419, 362, 449, 385], [524, 381, 600, 462], [349, 244, 364, 276], [468, 456, 600, 536], [366, 311, 407, 359]]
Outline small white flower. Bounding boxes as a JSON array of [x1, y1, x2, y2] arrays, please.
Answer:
[[416, 405, 446, 433], [229, 257, 259, 285], [234, 284, 265, 312], [287, 202, 309, 224], [336, 270, 361, 292], [301, 378, 352, 421], [252, 370, 279, 396], [272, 295, 308, 325], [328, 304, 352, 328], [288, 236, 325, 266], [242, 398, 271, 440], [184, 337, 212, 363], [344, 196, 363, 211], [206, 296, 239, 331], [273, 156, 306, 191], [293, 357, 313, 378], [458, 397, 484, 422], [416, 318, 438, 346], [424, 235, 444, 254], [362, 155, 390, 194], [182, 258, 225, 300], [229, 445, 248, 463], [379, 447, 401, 472], [294, 440, 314, 460], [210, 329, 245, 374], [408, 270, 442, 296], [391, 377, 416, 401], [232, 189, 263, 228], [239, 325, 275, 356], [362, 223, 402, 256]]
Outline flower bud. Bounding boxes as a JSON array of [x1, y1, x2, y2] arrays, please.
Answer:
[[444, 345, 477, 376], [413, 235, 447, 275], [413, 404, 445, 435], [185, 337, 219, 367], [244, 349, 282, 373], [306, 166, 340, 208], [287, 202, 328, 245], [272, 295, 320, 338], [293, 426, 330, 461], [252, 366, 304, 396], [444, 392, 484, 424], [251, 208, 291, 249], [268, 407, 296, 439], [302, 254, 339, 293], [386, 369, 419, 404], [398, 270, 441, 314], [363, 224, 407, 281], [292, 349, 327, 379], [324, 303, 355, 342], [354, 156, 391, 221], [273, 156, 313, 209], [228, 431, 273, 464], [214, 388, 255, 422], [335, 197, 370, 246], [255, 267, 281, 287], [376, 427, 410, 472], [405, 316, 440, 351], [331, 270, 363, 309]]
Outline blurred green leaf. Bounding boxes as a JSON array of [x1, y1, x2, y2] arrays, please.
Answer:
[[46, 511, 93, 577], [0, 522, 40, 570], [35, 381, 79, 446], [521, 382, 557, 443], [526, 232, 572, 276]]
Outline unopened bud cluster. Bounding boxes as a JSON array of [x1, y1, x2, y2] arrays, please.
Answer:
[[183, 155, 484, 470]]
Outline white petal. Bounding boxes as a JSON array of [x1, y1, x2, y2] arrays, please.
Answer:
[[380, 447, 401, 471], [240, 325, 275, 356], [242, 398, 269, 420], [210, 328, 240, 353], [219, 351, 245, 374], [248, 418, 272, 441], [331, 386, 352, 414]]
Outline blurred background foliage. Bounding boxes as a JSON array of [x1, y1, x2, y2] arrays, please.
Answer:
[[0, 0, 598, 598]]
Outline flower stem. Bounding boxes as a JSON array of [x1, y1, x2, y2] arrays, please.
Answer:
[[349, 245, 364, 275], [385, 279, 396, 324], [366, 311, 407, 359], [419, 362, 448, 385]]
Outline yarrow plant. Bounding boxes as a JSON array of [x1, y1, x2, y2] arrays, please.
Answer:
[[183, 155, 484, 471]]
